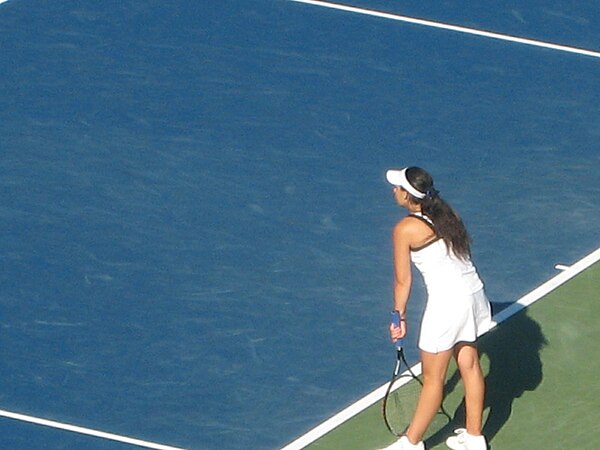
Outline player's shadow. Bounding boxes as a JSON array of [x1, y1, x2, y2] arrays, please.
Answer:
[[425, 306, 547, 448]]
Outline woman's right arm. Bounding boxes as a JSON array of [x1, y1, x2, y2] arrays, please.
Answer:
[[391, 221, 412, 339]]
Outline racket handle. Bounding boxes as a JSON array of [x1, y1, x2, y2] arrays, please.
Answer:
[[391, 311, 403, 349]]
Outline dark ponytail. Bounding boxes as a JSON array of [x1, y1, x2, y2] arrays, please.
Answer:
[[405, 167, 471, 259]]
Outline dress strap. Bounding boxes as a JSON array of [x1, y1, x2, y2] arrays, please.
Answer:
[[408, 212, 440, 251], [408, 212, 436, 232]]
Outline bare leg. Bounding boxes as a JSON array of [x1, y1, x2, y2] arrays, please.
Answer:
[[405, 348, 453, 444], [455, 342, 485, 435]]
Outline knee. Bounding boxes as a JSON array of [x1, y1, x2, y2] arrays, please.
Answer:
[[459, 355, 481, 372], [455, 344, 482, 373]]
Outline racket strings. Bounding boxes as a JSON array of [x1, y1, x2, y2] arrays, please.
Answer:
[[382, 349, 453, 437]]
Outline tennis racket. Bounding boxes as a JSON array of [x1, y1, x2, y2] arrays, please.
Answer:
[[382, 311, 422, 436], [382, 311, 452, 437]]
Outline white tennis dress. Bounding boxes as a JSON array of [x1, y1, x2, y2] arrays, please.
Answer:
[[409, 213, 492, 353]]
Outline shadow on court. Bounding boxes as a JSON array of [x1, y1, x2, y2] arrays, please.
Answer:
[[425, 308, 547, 448]]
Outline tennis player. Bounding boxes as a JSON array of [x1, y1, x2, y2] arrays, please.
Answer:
[[384, 167, 491, 450]]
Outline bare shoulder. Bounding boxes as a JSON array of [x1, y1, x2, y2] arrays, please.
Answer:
[[393, 216, 418, 239], [394, 215, 427, 232], [393, 215, 435, 244]]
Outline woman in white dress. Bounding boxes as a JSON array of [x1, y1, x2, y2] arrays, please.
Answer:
[[385, 167, 491, 450]]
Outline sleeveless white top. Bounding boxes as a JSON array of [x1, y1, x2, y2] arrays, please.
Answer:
[[409, 213, 483, 297], [411, 239, 484, 298], [408, 213, 491, 353]]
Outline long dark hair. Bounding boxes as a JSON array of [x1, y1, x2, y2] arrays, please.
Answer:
[[405, 167, 471, 259]]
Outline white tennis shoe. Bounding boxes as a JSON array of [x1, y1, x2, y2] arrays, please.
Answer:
[[381, 435, 425, 450], [445, 428, 487, 450]]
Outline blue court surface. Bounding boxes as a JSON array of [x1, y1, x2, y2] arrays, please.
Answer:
[[0, 1, 598, 449]]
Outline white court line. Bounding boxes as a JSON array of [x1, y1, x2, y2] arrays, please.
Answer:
[[291, 0, 600, 59], [281, 246, 600, 450], [0, 409, 187, 450]]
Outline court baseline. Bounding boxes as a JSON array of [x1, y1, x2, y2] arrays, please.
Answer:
[[0, 409, 187, 450], [291, 0, 600, 59]]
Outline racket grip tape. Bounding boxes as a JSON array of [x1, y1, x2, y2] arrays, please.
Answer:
[[391, 310, 403, 349]]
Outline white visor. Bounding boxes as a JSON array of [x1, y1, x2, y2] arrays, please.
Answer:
[[386, 168, 426, 199]]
